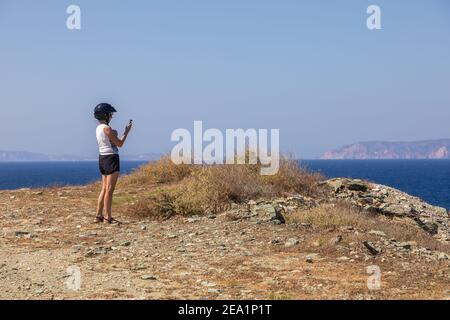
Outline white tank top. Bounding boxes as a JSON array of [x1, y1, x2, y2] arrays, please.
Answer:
[[96, 124, 119, 155]]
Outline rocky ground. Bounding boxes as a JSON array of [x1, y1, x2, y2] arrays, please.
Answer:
[[0, 179, 449, 300]]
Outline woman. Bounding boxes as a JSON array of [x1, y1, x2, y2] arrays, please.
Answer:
[[94, 103, 132, 224]]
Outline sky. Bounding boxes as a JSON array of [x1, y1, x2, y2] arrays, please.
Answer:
[[0, 0, 449, 158]]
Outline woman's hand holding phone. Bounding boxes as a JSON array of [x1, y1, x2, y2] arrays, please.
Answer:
[[125, 120, 133, 135]]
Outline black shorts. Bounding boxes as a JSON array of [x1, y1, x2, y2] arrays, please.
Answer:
[[99, 154, 120, 175]]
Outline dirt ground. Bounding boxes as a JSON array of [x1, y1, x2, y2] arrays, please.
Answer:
[[0, 186, 449, 300]]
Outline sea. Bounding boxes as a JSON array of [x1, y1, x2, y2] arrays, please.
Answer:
[[1, 160, 450, 209]]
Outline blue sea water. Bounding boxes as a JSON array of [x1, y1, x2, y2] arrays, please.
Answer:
[[0, 161, 147, 190], [1, 160, 450, 209], [302, 160, 450, 209]]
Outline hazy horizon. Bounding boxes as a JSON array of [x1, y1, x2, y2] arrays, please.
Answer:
[[1, 1, 450, 158]]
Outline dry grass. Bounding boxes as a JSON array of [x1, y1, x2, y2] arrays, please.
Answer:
[[287, 202, 450, 252], [119, 155, 194, 186], [123, 155, 324, 218], [286, 203, 367, 229]]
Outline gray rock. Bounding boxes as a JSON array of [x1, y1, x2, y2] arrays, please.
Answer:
[[382, 204, 413, 216], [14, 231, 30, 237], [363, 241, 380, 255], [437, 252, 449, 261], [304, 253, 320, 263], [201, 281, 216, 287], [415, 219, 439, 235], [347, 182, 368, 192], [330, 235, 343, 245], [324, 178, 450, 244], [270, 238, 282, 245], [336, 256, 350, 262], [396, 241, 416, 250], [285, 238, 300, 247], [253, 204, 285, 224], [84, 246, 112, 257], [368, 230, 387, 237]]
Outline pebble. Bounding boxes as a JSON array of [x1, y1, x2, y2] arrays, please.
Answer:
[[285, 238, 300, 247], [397, 241, 416, 250], [363, 241, 380, 255], [336, 256, 350, 262], [368, 230, 387, 237], [330, 235, 343, 245]]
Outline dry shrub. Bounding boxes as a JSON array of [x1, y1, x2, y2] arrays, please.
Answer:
[[120, 155, 195, 186], [262, 157, 324, 196], [125, 155, 324, 217], [130, 190, 179, 220], [286, 203, 364, 229]]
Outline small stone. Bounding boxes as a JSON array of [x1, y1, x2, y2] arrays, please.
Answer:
[[15, 231, 29, 237], [347, 182, 368, 192], [336, 256, 350, 262], [121, 241, 131, 247], [363, 241, 380, 255], [305, 253, 319, 263], [285, 238, 300, 247], [201, 281, 216, 287], [84, 250, 95, 258], [397, 241, 416, 250], [312, 241, 321, 247], [141, 275, 157, 281], [330, 235, 343, 245], [368, 230, 387, 237], [270, 239, 282, 245], [208, 288, 222, 293], [437, 252, 449, 261]]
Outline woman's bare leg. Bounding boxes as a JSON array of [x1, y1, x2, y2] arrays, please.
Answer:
[[104, 172, 119, 220], [96, 175, 107, 219]]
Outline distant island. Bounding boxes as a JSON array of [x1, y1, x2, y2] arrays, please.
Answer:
[[0, 151, 160, 162], [322, 139, 450, 160]]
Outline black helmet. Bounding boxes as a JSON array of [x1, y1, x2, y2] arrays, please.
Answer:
[[94, 103, 117, 122]]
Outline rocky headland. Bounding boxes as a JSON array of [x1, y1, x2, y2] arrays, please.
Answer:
[[0, 160, 448, 300]]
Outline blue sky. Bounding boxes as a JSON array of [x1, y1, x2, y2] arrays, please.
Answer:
[[1, 0, 449, 158]]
